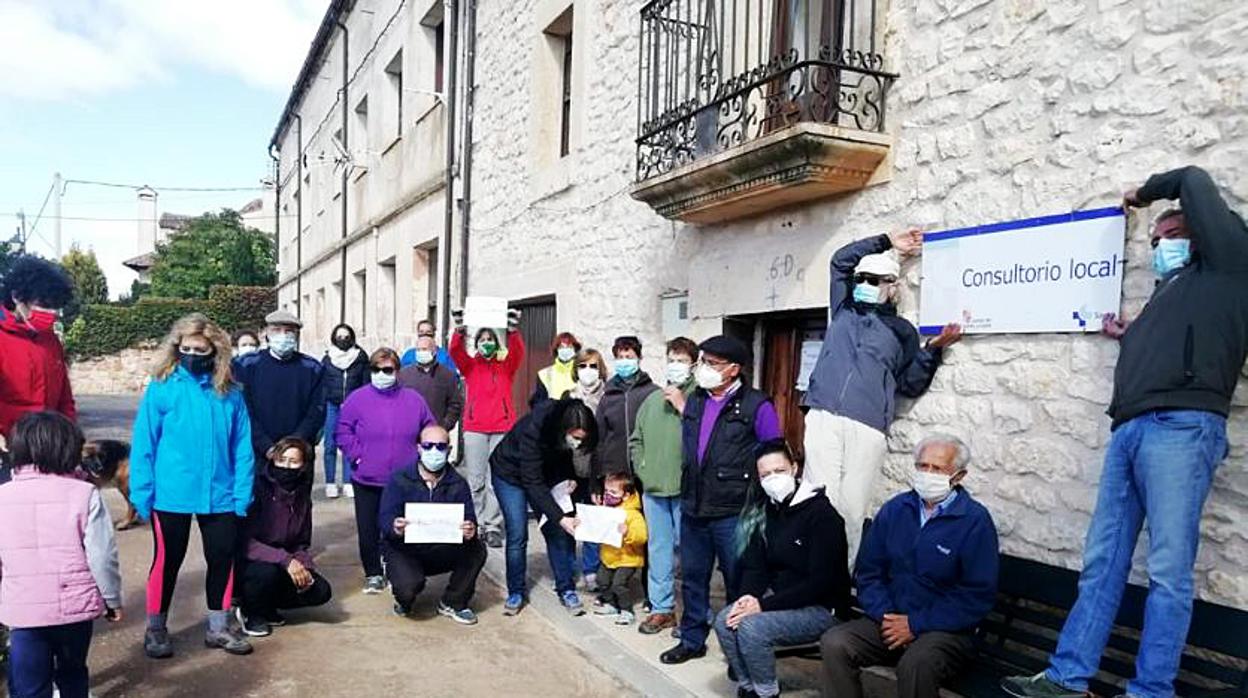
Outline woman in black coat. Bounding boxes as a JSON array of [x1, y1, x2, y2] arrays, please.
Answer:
[[320, 323, 369, 499]]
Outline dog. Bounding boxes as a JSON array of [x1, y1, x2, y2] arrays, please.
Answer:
[[81, 439, 141, 531]]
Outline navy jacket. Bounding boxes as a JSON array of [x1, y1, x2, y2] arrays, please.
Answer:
[[805, 235, 943, 433], [378, 465, 476, 546], [233, 351, 325, 458], [855, 487, 999, 635]]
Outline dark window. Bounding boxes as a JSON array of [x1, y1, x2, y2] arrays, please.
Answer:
[[434, 23, 445, 93], [560, 34, 573, 157]]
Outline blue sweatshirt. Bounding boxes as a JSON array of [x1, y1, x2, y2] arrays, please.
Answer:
[[855, 487, 999, 635], [233, 350, 325, 457]]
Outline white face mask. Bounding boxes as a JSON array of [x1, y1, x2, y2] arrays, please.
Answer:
[[694, 363, 725, 390], [911, 469, 954, 503], [371, 372, 397, 390], [557, 346, 576, 363], [565, 434, 583, 450], [665, 361, 692, 385], [268, 333, 297, 357], [760, 472, 797, 503], [577, 367, 600, 387]]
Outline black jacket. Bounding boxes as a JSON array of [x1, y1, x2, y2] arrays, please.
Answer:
[[1108, 166, 1248, 427], [378, 465, 476, 546], [738, 482, 851, 614], [321, 349, 370, 407], [397, 362, 465, 431], [592, 372, 660, 479], [680, 385, 771, 519], [490, 398, 583, 524]]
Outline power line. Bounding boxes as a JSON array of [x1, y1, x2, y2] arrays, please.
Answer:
[[25, 180, 56, 238], [12, 213, 300, 223], [64, 178, 266, 193]]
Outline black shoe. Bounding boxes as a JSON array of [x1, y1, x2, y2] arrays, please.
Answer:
[[266, 611, 287, 627], [659, 643, 706, 665], [240, 615, 271, 637], [737, 689, 760, 698], [728, 665, 738, 682]]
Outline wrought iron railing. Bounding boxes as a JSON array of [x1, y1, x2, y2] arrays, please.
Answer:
[[636, 0, 897, 182]]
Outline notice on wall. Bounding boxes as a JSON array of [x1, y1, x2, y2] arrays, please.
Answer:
[[404, 503, 464, 544], [919, 207, 1126, 335], [795, 340, 823, 392]]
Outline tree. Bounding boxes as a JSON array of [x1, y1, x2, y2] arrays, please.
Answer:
[[148, 209, 276, 300], [0, 239, 18, 282], [60, 245, 109, 327]]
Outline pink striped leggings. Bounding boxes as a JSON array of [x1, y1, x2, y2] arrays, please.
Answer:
[[147, 511, 237, 615]]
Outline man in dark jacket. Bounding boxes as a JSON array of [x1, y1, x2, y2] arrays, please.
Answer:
[[660, 335, 783, 665], [592, 336, 660, 481], [237, 437, 333, 637], [233, 309, 325, 466], [822, 433, 998, 698], [320, 323, 369, 499], [398, 335, 465, 431], [804, 229, 963, 566], [379, 425, 486, 625], [1002, 166, 1245, 698]]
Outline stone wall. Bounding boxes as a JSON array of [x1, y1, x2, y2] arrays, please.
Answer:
[[468, 0, 1248, 607], [68, 344, 160, 396]]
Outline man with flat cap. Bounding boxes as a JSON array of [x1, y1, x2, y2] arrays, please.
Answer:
[[660, 335, 783, 665]]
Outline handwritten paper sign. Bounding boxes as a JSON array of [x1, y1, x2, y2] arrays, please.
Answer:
[[574, 504, 626, 548], [463, 296, 509, 333], [404, 503, 464, 544]]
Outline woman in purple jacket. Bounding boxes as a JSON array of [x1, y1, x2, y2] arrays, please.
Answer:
[[335, 348, 436, 594], [236, 437, 332, 637]]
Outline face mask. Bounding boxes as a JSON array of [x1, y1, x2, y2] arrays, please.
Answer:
[[911, 469, 954, 503], [272, 466, 304, 490], [416, 350, 436, 365], [25, 308, 58, 334], [269, 333, 297, 357], [420, 447, 448, 472], [615, 358, 640, 379], [1153, 238, 1191, 277], [235, 345, 258, 357], [760, 472, 797, 503], [603, 492, 624, 507], [478, 340, 498, 358], [332, 334, 353, 350], [694, 363, 725, 390], [565, 435, 583, 451], [577, 367, 600, 387], [853, 283, 883, 304], [179, 353, 215, 376], [371, 372, 397, 390], [557, 346, 576, 363], [665, 361, 691, 385]]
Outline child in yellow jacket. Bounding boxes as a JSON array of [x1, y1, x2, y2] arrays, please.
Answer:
[[593, 471, 648, 625]]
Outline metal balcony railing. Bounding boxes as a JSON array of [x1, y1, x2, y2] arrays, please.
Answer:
[[636, 0, 897, 182]]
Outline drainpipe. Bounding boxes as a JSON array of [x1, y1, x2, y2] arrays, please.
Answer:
[[457, 0, 478, 307], [268, 143, 280, 283], [337, 18, 350, 325], [295, 114, 304, 306], [439, 0, 459, 341]]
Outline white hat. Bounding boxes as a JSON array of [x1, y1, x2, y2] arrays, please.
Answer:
[[855, 252, 900, 278]]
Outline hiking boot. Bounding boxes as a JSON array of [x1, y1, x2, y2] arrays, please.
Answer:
[[438, 602, 479, 626], [143, 628, 174, 659], [616, 610, 636, 626], [639, 612, 676, 635], [1000, 673, 1086, 698], [363, 575, 386, 594], [560, 590, 586, 616], [204, 626, 253, 655], [502, 593, 526, 616]]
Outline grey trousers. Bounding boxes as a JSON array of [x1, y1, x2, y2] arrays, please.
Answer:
[[460, 431, 504, 534], [819, 617, 974, 698]]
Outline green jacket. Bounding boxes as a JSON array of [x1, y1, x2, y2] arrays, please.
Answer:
[[629, 381, 694, 497]]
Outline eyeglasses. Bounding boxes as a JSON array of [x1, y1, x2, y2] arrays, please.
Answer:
[[417, 332, 435, 338], [854, 274, 897, 286], [420, 442, 450, 452], [370, 366, 396, 375], [576, 363, 600, 370], [701, 357, 731, 369], [179, 346, 214, 356]]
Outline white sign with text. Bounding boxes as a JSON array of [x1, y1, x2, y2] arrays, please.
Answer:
[[404, 503, 464, 544]]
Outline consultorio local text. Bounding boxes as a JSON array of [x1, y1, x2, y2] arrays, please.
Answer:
[[961, 254, 1126, 288]]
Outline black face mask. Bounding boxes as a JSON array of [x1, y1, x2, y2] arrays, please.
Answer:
[[179, 353, 215, 376], [272, 467, 304, 490], [332, 334, 354, 350]]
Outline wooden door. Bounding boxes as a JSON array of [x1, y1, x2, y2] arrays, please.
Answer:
[[760, 312, 826, 462], [509, 297, 557, 421]]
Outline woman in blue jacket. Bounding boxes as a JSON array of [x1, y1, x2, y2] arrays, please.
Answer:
[[130, 313, 256, 660]]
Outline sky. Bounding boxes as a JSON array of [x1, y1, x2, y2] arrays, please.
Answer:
[[0, 0, 326, 298]]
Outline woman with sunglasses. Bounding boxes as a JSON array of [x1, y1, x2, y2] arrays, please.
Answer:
[[334, 348, 436, 595]]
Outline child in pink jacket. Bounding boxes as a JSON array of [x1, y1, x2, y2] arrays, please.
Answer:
[[0, 411, 121, 698]]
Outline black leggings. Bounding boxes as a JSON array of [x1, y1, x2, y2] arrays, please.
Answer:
[[147, 511, 237, 615], [352, 483, 386, 577]]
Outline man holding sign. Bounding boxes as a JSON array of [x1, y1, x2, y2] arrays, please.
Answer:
[[379, 425, 486, 626], [803, 229, 963, 567], [1003, 166, 1247, 698]]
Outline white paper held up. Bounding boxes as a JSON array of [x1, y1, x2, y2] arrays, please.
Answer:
[[463, 296, 509, 333], [574, 504, 626, 548], [538, 480, 576, 528], [404, 503, 464, 544]]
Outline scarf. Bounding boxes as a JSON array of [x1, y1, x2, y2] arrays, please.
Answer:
[[327, 345, 361, 371]]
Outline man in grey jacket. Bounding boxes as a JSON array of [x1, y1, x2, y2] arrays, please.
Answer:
[[803, 228, 963, 565], [398, 335, 465, 432]]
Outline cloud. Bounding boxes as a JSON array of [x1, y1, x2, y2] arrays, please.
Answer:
[[0, 0, 323, 101]]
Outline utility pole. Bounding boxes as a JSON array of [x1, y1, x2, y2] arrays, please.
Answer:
[[15, 209, 26, 253], [52, 171, 62, 258]]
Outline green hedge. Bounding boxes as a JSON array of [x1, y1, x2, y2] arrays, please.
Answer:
[[65, 285, 276, 360]]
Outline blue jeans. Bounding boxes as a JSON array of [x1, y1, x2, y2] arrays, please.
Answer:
[[323, 403, 351, 485], [8, 620, 93, 698], [1047, 410, 1227, 698], [714, 605, 835, 697], [493, 474, 577, 597], [581, 543, 600, 578], [679, 513, 741, 651], [643, 493, 681, 614]]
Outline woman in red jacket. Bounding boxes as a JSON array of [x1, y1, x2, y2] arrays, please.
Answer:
[[449, 315, 525, 550], [0, 257, 77, 441]]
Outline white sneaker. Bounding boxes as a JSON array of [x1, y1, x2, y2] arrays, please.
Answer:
[[325, 484, 340, 499], [343, 484, 355, 498]]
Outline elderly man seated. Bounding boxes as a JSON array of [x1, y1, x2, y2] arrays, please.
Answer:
[[820, 433, 999, 698]]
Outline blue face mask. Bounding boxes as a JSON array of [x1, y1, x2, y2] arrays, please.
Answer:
[[615, 357, 640, 379], [1153, 238, 1191, 277], [420, 447, 448, 472], [415, 349, 436, 366], [268, 332, 297, 357], [853, 283, 883, 304]]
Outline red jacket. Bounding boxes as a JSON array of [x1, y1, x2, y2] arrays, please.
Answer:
[[449, 330, 525, 434], [0, 308, 76, 435]]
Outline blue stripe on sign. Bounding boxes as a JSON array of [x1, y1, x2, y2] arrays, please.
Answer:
[[918, 325, 943, 335], [923, 206, 1124, 243]]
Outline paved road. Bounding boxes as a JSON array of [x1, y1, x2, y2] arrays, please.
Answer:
[[76, 395, 636, 698]]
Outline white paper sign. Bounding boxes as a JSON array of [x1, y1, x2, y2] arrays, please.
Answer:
[[404, 503, 464, 544], [538, 480, 576, 529], [795, 340, 823, 392], [463, 296, 509, 333], [574, 504, 626, 548], [919, 208, 1126, 335]]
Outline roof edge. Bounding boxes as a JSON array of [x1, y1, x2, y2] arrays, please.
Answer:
[[269, 0, 353, 149]]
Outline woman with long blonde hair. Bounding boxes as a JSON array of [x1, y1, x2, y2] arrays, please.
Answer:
[[129, 313, 257, 659]]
